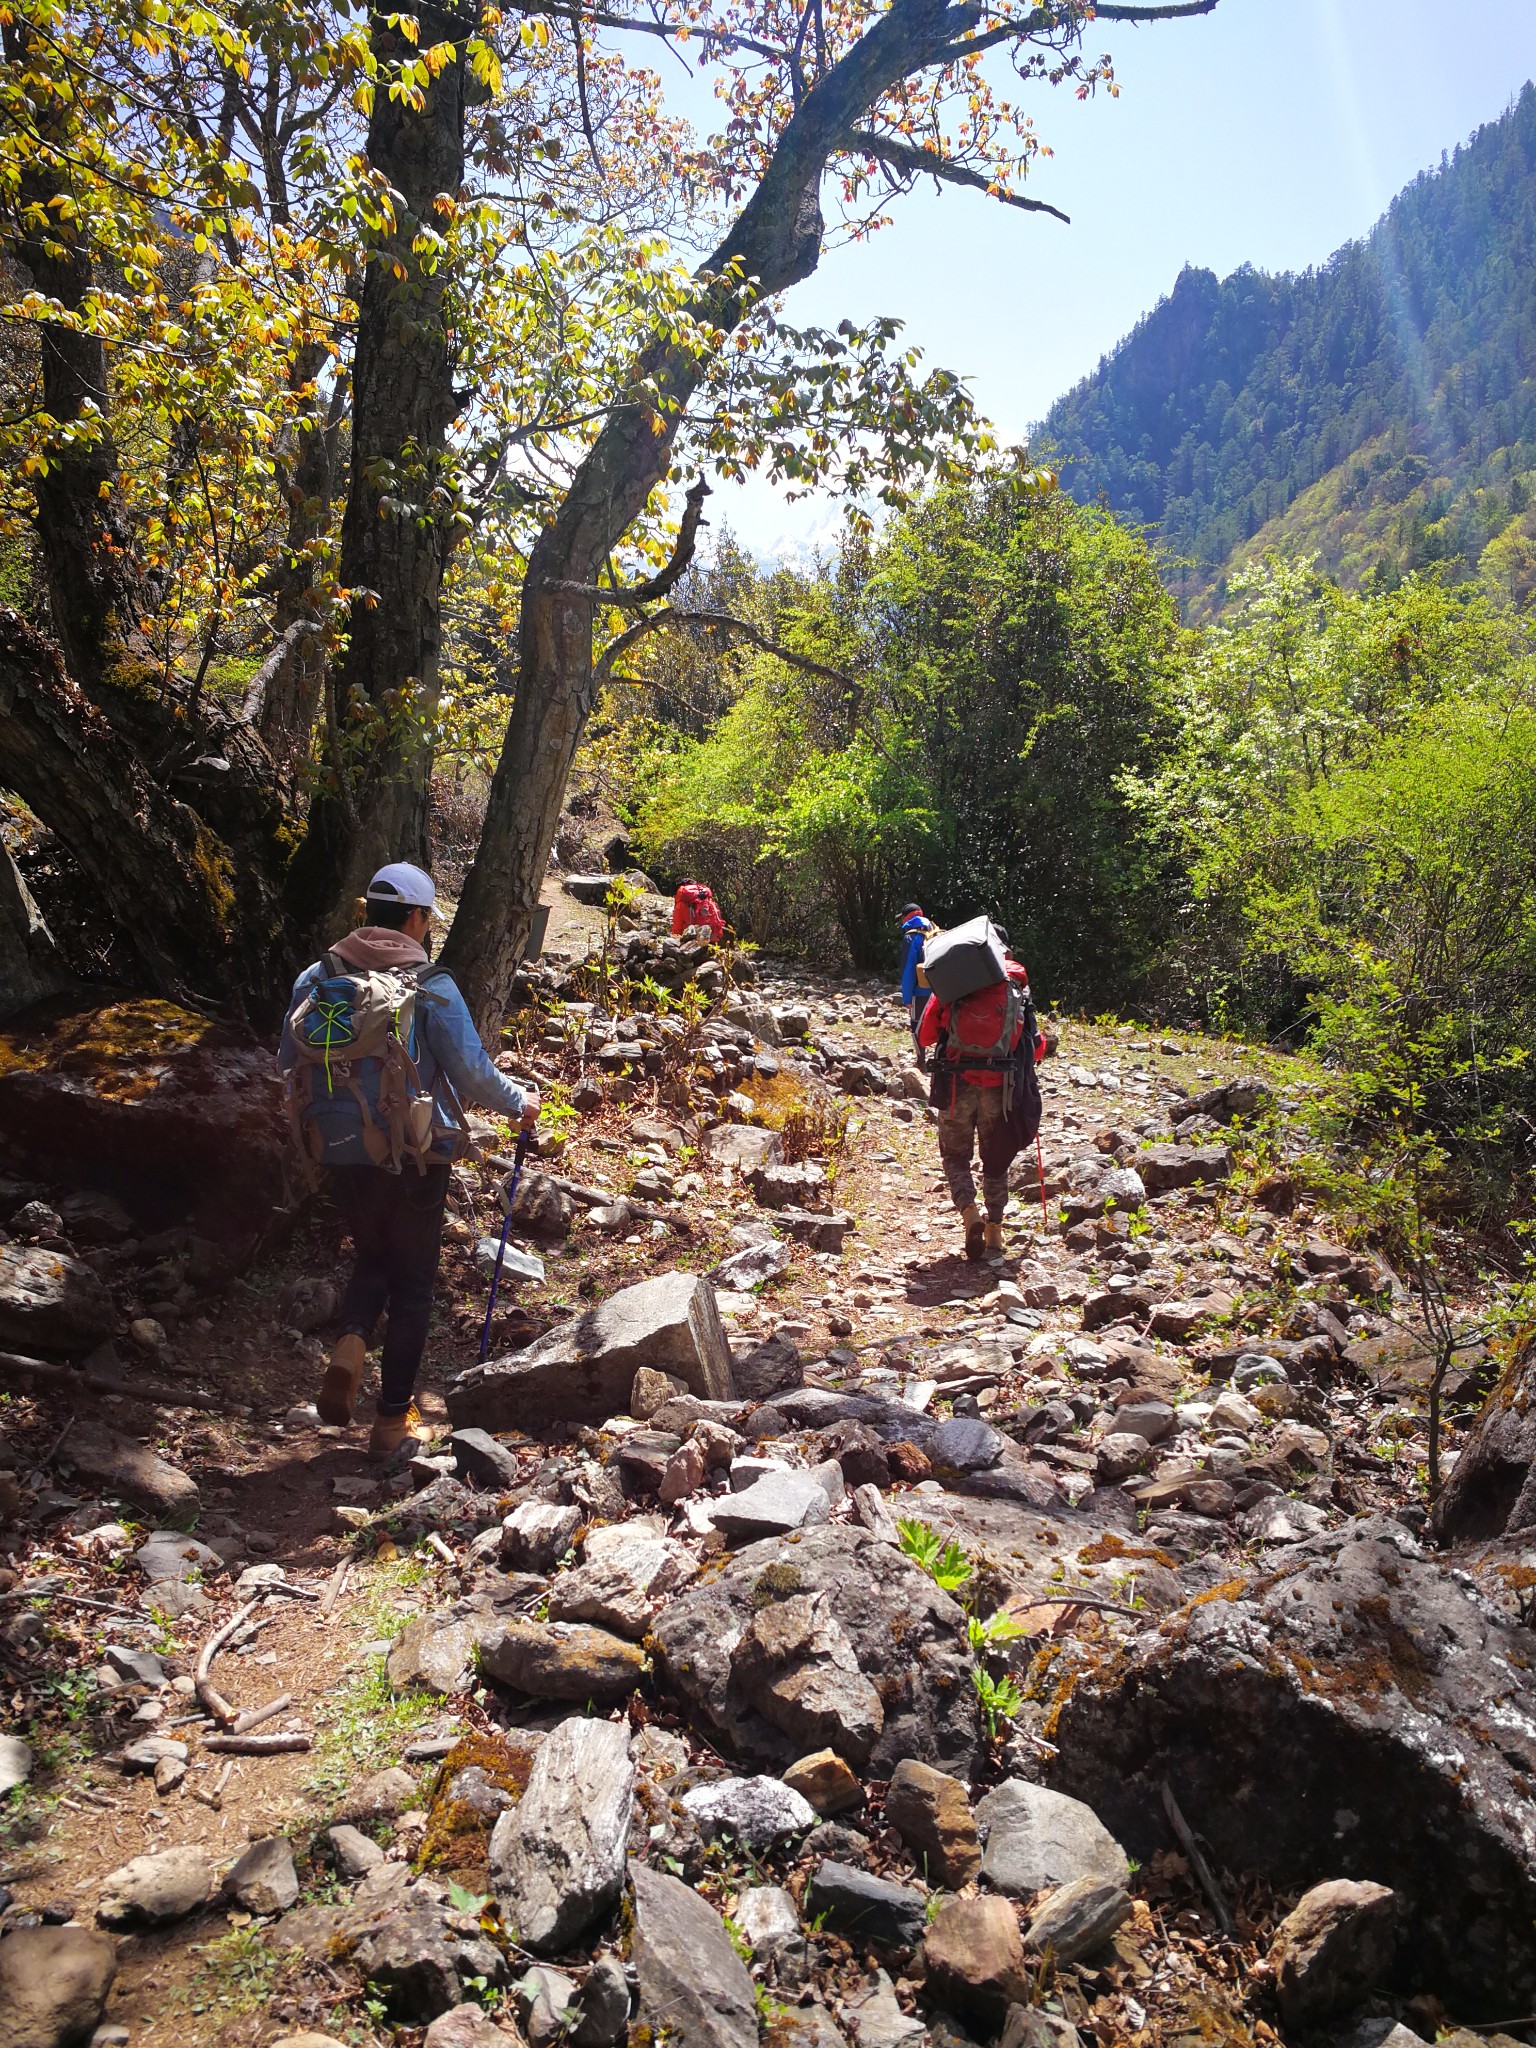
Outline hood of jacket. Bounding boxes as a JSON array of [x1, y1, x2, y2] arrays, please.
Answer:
[[330, 927, 431, 972]]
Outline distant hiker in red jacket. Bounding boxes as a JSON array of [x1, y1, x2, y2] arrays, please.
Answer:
[[918, 935, 1044, 1263]]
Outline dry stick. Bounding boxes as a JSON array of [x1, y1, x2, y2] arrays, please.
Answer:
[[203, 1732, 311, 1755], [425, 1532, 456, 1568], [194, 1598, 261, 1727], [319, 1557, 351, 1618], [0, 1589, 154, 1623], [1161, 1777, 1234, 1937], [232, 1692, 294, 1735], [0, 1348, 229, 1414]]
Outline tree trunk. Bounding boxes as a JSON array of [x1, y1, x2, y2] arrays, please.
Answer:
[[2, 16, 136, 679], [0, 609, 276, 999], [257, 341, 339, 773], [284, 2, 476, 944], [444, 0, 970, 1033]]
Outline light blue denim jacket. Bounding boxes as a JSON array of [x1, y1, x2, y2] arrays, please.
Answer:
[[278, 958, 527, 1166]]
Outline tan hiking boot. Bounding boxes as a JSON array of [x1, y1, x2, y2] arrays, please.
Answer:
[[961, 1203, 986, 1263], [369, 1401, 423, 1464], [317, 1332, 367, 1426], [983, 1220, 1006, 1258]]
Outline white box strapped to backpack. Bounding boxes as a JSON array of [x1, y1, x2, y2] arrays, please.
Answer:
[[920, 915, 1009, 1005]]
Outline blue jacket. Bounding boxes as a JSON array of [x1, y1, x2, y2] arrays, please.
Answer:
[[279, 957, 528, 1166], [899, 915, 932, 1006]]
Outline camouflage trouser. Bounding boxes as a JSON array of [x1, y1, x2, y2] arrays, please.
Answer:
[[936, 1079, 1013, 1221]]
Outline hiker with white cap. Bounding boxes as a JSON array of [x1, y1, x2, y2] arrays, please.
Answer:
[[277, 861, 538, 1461]]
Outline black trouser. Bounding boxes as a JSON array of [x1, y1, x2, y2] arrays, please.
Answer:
[[327, 1164, 450, 1415]]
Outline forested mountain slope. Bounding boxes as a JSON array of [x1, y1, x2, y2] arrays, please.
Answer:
[[1039, 83, 1536, 607]]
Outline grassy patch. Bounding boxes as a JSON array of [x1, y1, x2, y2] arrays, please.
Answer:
[[307, 1653, 439, 1804]]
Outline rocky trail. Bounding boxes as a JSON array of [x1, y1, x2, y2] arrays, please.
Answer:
[[0, 885, 1531, 2048]]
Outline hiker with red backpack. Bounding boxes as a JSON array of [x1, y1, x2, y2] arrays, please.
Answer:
[[278, 861, 539, 1461], [672, 879, 727, 944], [916, 915, 1045, 1263]]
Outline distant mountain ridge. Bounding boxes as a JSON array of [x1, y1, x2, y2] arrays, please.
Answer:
[[1038, 83, 1536, 608]]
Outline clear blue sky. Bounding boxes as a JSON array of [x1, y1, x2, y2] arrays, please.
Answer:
[[701, 0, 1536, 558]]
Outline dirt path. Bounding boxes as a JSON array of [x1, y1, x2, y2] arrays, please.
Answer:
[[0, 889, 1485, 2045]]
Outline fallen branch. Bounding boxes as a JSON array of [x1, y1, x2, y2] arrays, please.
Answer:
[[1161, 1777, 1234, 1937], [232, 1693, 294, 1734], [1, 1348, 230, 1414], [319, 1557, 351, 1618], [194, 1598, 260, 1727], [0, 1589, 154, 1623], [202, 1731, 311, 1754]]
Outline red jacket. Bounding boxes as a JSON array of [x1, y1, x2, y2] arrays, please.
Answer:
[[672, 883, 725, 942], [918, 960, 1040, 1088]]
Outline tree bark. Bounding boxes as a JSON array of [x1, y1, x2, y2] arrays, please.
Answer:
[[443, 0, 977, 1033], [0, 608, 271, 1000], [284, 3, 477, 943], [1, 15, 136, 680], [257, 341, 339, 773]]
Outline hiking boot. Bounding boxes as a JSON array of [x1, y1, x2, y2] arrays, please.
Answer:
[[317, 1333, 367, 1426], [983, 1220, 1006, 1259], [369, 1402, 423, 1464], [962, 1203, 986, 1262]]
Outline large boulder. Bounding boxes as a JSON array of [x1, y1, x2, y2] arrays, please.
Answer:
[[489, 1717, 635, 1952], [1134, 1144, 1232, 1196], [651, 1524, 979, 1779], [0, 1241, 113, 1354], [1434, 1328, 1536, 1540], [0, 1923, 117, 2048], [1046, 1517, 1536, 2015], [0, 999, 288, 1254], [448, 1272, 734, 1432]]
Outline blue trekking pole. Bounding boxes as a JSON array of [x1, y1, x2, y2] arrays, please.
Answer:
[[479, 1127, 532, 1363]]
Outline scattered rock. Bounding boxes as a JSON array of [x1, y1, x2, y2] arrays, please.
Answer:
[[700, 1125, 782, 1172], [681, 1775, 817, 1850], [711, 1469, 832, 1542], [0, 1241, 115, 1353], [449, 1429, 521, 1491], [750, 1162, 827, 1210], [97, 1845, 215, 1928], [783, 1749, 864, 1816], [570, 1955, 630, 2048], [449, 1273, 734, 1432], [489, 1716, 635, 1952], [1135, 1145, 1233, 1196], [223, 1837, 299, 1917], [1023, 1877, 1131, 1964], [328, 1825, 385, 1878], [733, 1885, 802, 1962], [922, 1895, 1031, 2027], [713, 1239, 791, 1291], [0, 1734, 34, 1798], [804, 1862, 926, 1950], [631, 1367, 688, 1419], [654, 1526, 977, 1777], [62, 1422, 199, 1521], [500, 1501, 582, 1573], [547, 1532, 694, 1638], [974, 1781, 1130, 1896], [352, 1886, 508, 2022], [884, 1759, 981, 1887], [1270, 1879, 1399, 2026], [0, 1924, 118, 2048], [336, 1766, 419, 1825], [842, 1970, 924, 2048], [424, 2007, 521, 2047], [630, 1859, 757, 2048], [480, 1620, 646, 1704], [388, 1610, 497, 1697]]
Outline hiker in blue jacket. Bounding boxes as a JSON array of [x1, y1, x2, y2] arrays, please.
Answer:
[[898, 903, 936, 1048], [278, 861, 538, 1461]]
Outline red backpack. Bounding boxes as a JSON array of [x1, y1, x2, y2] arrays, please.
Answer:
[[947, 960, 1030, 1065], [672, 882, 725, 941]]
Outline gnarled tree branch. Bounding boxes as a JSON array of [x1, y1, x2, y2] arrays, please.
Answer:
[[843, 130, 1070, 220]]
